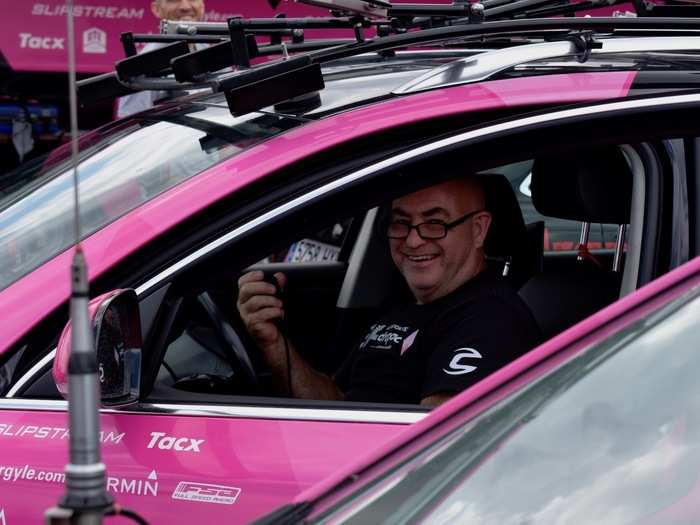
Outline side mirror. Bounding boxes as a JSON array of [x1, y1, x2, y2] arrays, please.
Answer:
[[53, 289, 142, 407]]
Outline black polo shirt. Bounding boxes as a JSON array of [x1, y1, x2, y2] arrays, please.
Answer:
[[334, 270, 541, 404]]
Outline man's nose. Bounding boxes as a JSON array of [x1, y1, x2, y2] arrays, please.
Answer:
[[404, 227, 425, 247]]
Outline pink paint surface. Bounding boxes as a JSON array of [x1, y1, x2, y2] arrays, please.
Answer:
[[296, 254, 700, 504], [0, 71, 635, 355], [0, 408, 406, 523]]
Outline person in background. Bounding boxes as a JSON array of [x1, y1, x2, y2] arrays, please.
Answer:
[[116, 0, 206, 118]]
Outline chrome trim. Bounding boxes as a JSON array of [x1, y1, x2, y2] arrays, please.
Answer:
[[0, 398, 425, 424], [620, 145, 645, 297], [6, 349, 56, 398], [394, 37, 700, 94], [614, 224, 627, 272], [0, 399, 68, 410]]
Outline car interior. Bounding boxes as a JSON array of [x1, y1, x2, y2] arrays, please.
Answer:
[[137, 143, 648, 408], [17, 134, 676, 409]]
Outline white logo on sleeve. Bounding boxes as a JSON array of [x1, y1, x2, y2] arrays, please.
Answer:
[[443, 348, 482, 375]]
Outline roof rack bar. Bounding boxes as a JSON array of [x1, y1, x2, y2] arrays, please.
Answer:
[[502, 0, 623, 20], [161, 17, 374, 37], [130, 33, 227, 44], [76, 72, 136, 105], [172, 38, 355, 82], [225, 63, 325, 116], [171, 35, 259, 81], [302, 16, 700, 64], [115, 41, 190, 81], [485, 0, 569, 18], [228, 20, 251, 68], [214, 55, 313, 92], [387, 3, 472, 17], [636, 3, 700, 16], [120, 32, 137, 57], [516, 1, 606, 19]]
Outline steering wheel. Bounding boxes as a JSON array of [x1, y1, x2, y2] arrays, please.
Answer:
[[196, 291, 259, 390]]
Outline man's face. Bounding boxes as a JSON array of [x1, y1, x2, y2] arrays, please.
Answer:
[[389, 179, 490, 304], [151, 0, 205, 21]]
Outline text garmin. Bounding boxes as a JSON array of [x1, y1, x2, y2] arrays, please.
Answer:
[[147, 432, 204, 452]]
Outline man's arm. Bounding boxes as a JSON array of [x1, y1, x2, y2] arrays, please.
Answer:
[[420, 393, 454, 408], [237, 271, 344, 400]]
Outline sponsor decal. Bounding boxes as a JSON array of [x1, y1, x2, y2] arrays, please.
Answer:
[[0, 463, 158, 498], [0, 464, 65, 484], [147, 432, 203, 452], [0, 424, 124, 444], [107, 470, 158, 497], [31, 4, 145, 19], [172, 481, 241, 505], [18, 33, 64, 50], [400, 330, 419, 356], [443, 347, 482, 375], [360, 324, 411, 350], [83, 27, 106, 54]]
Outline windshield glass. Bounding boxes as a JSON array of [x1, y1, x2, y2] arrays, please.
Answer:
[[0, 103, 301, 291], [317, 284, 700, 525]]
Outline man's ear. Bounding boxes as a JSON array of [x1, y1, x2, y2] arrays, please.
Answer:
[[472, 211, 492, 249], [151, 1, 163, 19]]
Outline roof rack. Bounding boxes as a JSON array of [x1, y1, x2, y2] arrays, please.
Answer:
[[76, 2, 700, 117]]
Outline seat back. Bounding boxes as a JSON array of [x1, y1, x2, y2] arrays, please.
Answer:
[[519, 147, 633, 339], [479, 174, 542, 290]]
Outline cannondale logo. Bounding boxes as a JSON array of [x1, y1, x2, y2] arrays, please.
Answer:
[[443, 348, 482, 375]]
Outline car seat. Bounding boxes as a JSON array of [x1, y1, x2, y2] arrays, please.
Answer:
[[519, 147, 633, 340]]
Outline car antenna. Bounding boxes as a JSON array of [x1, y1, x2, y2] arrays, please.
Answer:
[[44, 2, 145, 524]]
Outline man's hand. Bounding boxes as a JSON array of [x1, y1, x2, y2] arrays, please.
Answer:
[[236, 271, 287, 351]]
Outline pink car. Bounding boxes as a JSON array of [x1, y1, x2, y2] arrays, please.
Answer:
[[2, 14, 700, 523]]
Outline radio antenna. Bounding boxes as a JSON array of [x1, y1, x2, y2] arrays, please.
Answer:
[[45, 0, 113, 523]]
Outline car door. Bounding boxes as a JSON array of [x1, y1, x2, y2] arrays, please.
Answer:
[[2, 90, 699, 524]]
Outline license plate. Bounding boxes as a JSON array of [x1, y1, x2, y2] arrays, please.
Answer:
[[285, 239, 340, 263]]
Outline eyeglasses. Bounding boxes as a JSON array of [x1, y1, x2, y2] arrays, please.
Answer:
[[386, 209, 485, 240]]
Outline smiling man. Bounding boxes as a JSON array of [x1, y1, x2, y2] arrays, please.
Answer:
[[237, 176, 541, 407]]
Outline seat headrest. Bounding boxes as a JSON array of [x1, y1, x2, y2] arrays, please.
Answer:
[[478, 173, 528, 259], [531, 147, 632, 224]]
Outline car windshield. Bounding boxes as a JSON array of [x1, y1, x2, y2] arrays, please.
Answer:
[[314, 283, 700, 525], [0, 103, 301, 291]]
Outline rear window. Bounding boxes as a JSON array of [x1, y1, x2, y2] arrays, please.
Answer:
[[0, 104, 301, 291]]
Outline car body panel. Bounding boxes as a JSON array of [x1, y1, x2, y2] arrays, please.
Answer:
[[293, 253, 700, 506], [0, 71, 636, 355], [0, 405, 410, 523]]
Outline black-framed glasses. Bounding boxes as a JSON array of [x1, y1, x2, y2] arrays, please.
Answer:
[[386, 209, 485, 240]]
